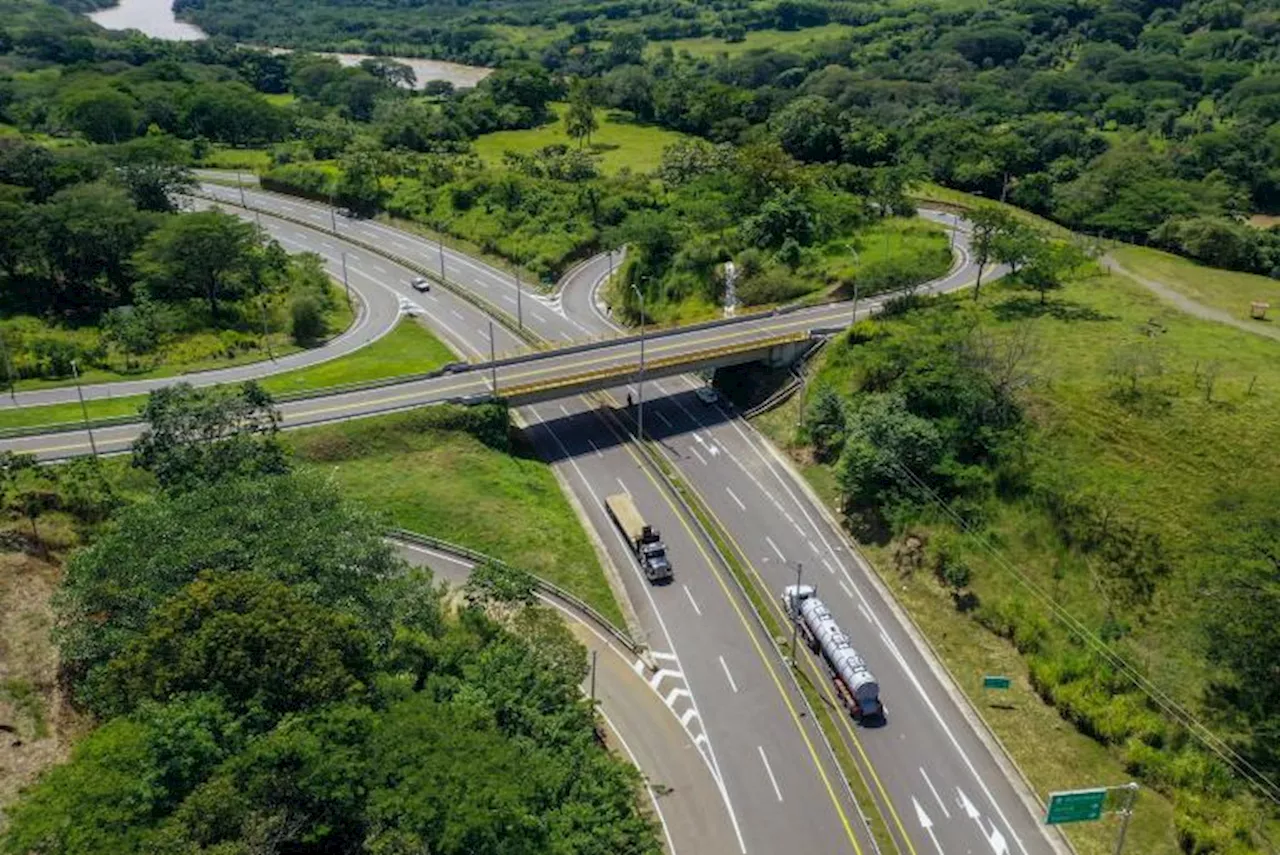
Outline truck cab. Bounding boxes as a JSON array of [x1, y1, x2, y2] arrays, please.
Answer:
[[639, 540, 672, 582]]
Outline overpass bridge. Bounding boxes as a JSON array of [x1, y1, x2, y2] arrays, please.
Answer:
[[0, 316, 822, 460]]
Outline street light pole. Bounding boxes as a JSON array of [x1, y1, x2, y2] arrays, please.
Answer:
[[590, 649, 598, 705], [236, 170, 247, 207], [516, 268, 523, 331], [847, 244, 860, 325], [438, 229, 447, 285], [630, 281, 646, 442], [488, 320, 497, 394], [70, 361, 98, 459], [341, 250, 352, 309], [0, 329, 16, 403], [790, 562, 803, 664]]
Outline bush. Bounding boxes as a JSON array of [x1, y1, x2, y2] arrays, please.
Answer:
[[290, 295, 326, 346], [260, 164, 334, 203], [736, 268, 809, 305]]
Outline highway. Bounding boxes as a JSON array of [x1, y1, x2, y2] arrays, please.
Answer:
[[1, 185, 1070, 855]]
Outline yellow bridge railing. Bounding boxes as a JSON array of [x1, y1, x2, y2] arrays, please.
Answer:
[[501, 332, 810, 400]]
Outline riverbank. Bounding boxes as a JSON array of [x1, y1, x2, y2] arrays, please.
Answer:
[[86, 0, 492, 88]]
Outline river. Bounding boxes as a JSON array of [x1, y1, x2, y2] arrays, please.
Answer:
[[87, 0, 492, 88]]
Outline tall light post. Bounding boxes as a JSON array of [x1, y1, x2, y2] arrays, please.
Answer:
[[341, 250, 352, 309], [236, 170, 247, 207], [70, 361, 98, 459], [789, 562, 803, 665], [847, 243, 861, 325], [0, 329, 16, 403], [630, 280, 646, 442], [488, 320, 497, 394], [437, 223, 448, 285], [515, 268, 523, 331], [329, 191, 338, 233]]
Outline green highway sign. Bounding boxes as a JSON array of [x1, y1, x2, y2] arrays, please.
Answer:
[[1045, 788, 1108, 825], [983, 675, 1012, 690]]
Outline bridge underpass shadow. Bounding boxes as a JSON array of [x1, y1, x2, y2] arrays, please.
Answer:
[[517, 385, 736, 466]]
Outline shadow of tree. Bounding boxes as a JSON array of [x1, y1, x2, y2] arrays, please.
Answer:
[[990, 296, 1115, 323]]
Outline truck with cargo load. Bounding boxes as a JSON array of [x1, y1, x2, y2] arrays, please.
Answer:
[[605, 493, 673, 583], [782, 584, 882, 720]]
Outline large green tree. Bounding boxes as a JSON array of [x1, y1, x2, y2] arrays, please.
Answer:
[[132, 381, 288, 492], [132, 208, 273, 320]]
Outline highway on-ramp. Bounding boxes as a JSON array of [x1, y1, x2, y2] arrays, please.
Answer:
[[3, 186, 1068, 855]]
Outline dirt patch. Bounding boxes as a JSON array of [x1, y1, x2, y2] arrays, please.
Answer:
[[0, 550, 89, 818]]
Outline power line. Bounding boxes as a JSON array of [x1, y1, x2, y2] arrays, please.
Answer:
[[884, 457, 1280, 804]]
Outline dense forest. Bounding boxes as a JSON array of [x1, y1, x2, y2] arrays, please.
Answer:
[[0, 384, 660, 854], [172, 0, 1280, 278]]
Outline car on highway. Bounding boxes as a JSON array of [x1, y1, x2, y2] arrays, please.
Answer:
[[695, 386, 719, 405], [410, 276, 431, 292]]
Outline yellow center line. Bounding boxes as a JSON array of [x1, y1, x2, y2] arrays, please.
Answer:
[[588, 392, 866, 855], [673, 466, 920, 855]]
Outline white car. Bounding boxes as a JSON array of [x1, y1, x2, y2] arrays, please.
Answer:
[[410, 276, 431, 292], [695, 386, 719, 405]]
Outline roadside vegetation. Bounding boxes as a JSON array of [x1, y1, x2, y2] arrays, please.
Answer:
[[0, 383, 649, 852], [0, 318, 454, 431], [288, 404, 623, 626], [756, 249, 1280, 852]]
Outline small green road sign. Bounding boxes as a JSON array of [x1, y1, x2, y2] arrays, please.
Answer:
[[983, 675, 1012, 690], [1045, 788, 1108, 825]]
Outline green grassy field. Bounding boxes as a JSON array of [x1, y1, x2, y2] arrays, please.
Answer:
[[472, 104, 687, 175], [199, 146, 273, 171], [0, 318, 455, 431], [651, 23, 851, 58], [1111, 244, 1280, 324], [288, 410, 623, 626], [754, 267, 1280, 854]]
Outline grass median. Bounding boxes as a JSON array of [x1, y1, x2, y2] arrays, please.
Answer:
[[0, 319, 454, 432]]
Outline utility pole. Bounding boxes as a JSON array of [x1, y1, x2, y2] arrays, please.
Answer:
[[489, 320, 497, 394], [341, 250, 352, 309], [260, 293, 274, 361], [438, 230, 447, 285], [847, 244, 860, 325], [590, 649, 598, 704], [790, 562, 803, 664], [0, 329, 16, 403], [1114, 783, 1139, 855], [515, 268, 523, 331], [630, 281, 646, 442], [70, 361, 98, 459]]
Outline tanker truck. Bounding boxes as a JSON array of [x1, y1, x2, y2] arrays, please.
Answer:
[[782, 584, 882, 720]]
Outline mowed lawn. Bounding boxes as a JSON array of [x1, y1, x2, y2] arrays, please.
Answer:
[[1111, 244, 1280, 324], [650, 23, 851, 58], [472, 104, 687, 175], [289, 411, 623, 627], [0, 318, 456, 431]]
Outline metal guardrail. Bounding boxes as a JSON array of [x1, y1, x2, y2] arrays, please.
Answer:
[[387, 528, 640, 655]]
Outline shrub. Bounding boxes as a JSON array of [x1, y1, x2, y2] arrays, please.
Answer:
[[290, 295, 325, 346], [736, 268, 809, 305]]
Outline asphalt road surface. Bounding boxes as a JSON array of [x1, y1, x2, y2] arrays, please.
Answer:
[[5, 186, 1070, 855]]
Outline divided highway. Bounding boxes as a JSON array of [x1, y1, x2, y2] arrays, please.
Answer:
[[3, 185, 1070, 855]]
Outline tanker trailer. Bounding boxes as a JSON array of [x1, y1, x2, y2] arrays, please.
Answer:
[[782, 584, 882, 720]]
